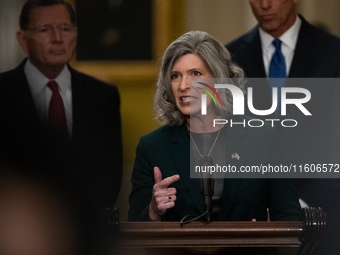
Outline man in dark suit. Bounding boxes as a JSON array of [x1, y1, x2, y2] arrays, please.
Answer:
[[226, 1, 340, 254], [0, 0, 122, 254], [226, 1, 340, 78]]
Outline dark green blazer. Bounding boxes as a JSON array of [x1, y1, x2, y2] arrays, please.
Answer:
[[128, 117, 301, 221]]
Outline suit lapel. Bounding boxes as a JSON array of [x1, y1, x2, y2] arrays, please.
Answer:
[[170, 122, 250, 217], [15, 60, 42, 126], [237, 19, 319, 79], [240, 29, 273, 117], [69, 67, 91, 144], [289, 16, 318, 78], [219, 121, 249, 220], [171, 125, 203, 213], [241, 27, 266, 78]]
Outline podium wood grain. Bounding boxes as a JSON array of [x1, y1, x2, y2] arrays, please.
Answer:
[[119, 221, 303, 248]]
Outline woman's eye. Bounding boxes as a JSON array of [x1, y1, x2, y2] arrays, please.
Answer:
[[193, 71, 201, 76], [171, 73, 179, 79]]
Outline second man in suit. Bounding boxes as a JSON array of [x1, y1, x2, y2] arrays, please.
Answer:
[[0, 0, 122, 254], [226, 1, 340, 254]]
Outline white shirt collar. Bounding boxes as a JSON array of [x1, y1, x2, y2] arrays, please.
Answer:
[[54, 65, 70, 93], [259, 15, 301, 51], [24, 59, 70, 95]]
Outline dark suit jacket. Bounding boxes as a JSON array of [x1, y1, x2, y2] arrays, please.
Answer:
[[225, 15, 340, 204], [128, 117, 301, 222], [226, 17, 340, 157], [226, 15, 340, 166], [226, 16, 340, 158], [226, 16, 340, 254], [0, 59, 122, 209], [226, 15, 340, 78]]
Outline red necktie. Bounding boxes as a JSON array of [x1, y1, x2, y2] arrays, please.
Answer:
[[47, 80, 68, 135]]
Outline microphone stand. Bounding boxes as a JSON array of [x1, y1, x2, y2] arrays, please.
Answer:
[[200, 155, 214, 222]]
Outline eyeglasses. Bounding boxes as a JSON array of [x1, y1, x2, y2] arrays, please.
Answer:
[[27, 24, 77, 37]]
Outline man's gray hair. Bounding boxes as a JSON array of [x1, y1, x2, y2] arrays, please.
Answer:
[[154, 31, 245, 126]]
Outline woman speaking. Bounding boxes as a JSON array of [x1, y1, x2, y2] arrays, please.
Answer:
[[128, 31, 300, 222]]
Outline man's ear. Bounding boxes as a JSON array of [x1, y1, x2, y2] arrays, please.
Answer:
[[74, 26, 78, 42], [16, 30, 29, 54]]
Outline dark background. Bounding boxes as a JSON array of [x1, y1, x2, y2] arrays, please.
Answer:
[[76, 0, 153, 60]]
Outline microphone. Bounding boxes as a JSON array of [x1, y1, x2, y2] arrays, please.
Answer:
[[200, 155, 214, 222]]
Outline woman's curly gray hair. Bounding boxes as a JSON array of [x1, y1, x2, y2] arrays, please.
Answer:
[[154, 31, 245, 126]]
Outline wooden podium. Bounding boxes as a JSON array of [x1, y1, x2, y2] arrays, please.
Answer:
[[101, 207, 324, 254], [118, 221, 302, 254], [114, 208, 325, 255]]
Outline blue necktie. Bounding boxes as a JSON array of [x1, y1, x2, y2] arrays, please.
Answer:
[[269, 39, 286, 118]]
